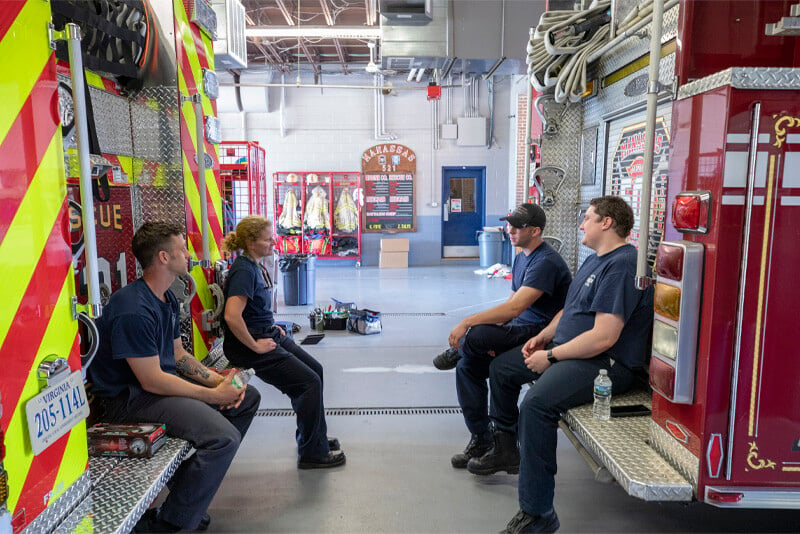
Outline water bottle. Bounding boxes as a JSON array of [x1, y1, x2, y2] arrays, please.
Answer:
[[315, 309, 324, 333], [593, 369, 612, 421], [231, 368, 255, 389]]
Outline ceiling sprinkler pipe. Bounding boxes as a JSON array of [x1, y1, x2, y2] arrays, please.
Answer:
[[416, 67, 425, 83], [407, 68, 417, 82]]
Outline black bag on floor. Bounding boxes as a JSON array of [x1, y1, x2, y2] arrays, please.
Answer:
[[346, 309, 382, 335]]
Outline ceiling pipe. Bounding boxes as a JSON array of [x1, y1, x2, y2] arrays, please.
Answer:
[[221, 82, 475, 90], [416, 67, 425, 82], [407, 68, 417, 82], [440, 57, 456, 80], [482, 57, 506, 80]]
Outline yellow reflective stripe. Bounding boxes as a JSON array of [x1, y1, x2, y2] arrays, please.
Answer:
[[191, 319, 209, 361], [117, 155, 133, 178], [5, 273, 78, 511], [52, 419, 88, 502], [84, 70, 105, 90], [182, 151, 222, 261], [0, 133, 65, 344], [189, 265, 213, 311], [0, 0, 52, 146]]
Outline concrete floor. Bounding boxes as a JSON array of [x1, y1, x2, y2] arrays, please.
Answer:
[[202, 265, 800, 533]]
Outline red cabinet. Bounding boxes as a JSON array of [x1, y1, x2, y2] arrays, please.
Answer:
[[272, 172, 361, 264]]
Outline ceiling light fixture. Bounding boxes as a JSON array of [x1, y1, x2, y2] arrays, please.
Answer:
[[245, 26, 382, 39]]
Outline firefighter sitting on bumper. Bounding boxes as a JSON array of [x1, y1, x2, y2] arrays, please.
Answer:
[[89, 221, 260, 533], [437, 203, 572, 472], [491, 197, 654, 534]]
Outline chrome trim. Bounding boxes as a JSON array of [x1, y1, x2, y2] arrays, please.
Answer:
[[727, 103, 761, 479], [678, 67, 800, 100], [705, 486, 800, 509]]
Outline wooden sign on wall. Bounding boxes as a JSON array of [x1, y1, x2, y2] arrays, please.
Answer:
[[361, 143, 416, 232]]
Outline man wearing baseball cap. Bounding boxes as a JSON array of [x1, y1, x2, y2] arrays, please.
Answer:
[[436, 203, 572, 475]]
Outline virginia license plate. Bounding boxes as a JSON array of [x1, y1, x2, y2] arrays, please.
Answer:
[[26, 370, 90, 455]]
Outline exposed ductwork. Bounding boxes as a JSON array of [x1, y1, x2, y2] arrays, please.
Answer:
[[380, 0, 545, 78]]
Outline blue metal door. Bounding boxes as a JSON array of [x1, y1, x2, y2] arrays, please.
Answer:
[[441, 166, 485, 258]]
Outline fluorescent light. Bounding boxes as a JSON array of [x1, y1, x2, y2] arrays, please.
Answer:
[[245, 26, 382, 39]]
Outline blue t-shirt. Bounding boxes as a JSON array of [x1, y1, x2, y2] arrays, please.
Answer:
[[90, 279, 181, 398], [223, 255, 274, 332], [553, 244, 654, 369], [509, 242, 572, 327]]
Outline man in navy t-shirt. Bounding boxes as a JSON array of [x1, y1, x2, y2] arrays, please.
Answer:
[[438, 204, 572, 475], [90, 222, 260, 533], [494, 196, 653, 534]]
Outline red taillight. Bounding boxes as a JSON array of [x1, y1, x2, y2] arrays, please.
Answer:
[[672, 192, 710, 233], [706, 489, 744, 504], [656, 243, 684, 281]]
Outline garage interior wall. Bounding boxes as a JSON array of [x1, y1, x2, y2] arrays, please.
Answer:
[[218, 72, 519, 266]]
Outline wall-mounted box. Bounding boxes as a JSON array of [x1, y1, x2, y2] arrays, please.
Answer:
[[457, 117, 487, 146], [441, 123, 458, 139]]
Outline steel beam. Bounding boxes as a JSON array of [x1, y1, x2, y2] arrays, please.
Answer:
[[298, 39, 321, 75], [275, 0, 295, 25], [332, 38, 349, 74], [319, 0, 334, 26]]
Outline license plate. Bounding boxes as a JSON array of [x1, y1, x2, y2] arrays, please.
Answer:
[[26, 370, 90, 455]]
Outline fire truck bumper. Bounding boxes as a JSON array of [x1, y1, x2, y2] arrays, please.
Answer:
[[560, 390, 694, 501], [54, 437, 192, 533]]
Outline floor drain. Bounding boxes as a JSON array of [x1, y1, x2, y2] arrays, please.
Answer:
[[256, 406, 462, 417]]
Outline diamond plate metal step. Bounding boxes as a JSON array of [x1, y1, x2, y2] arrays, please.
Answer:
[[766, 16, 800, 36], [561, 390, 694, 502], [54, 437, 192, 533]]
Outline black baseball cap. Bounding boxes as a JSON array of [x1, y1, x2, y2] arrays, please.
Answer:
[[500, 203, 546, 230]]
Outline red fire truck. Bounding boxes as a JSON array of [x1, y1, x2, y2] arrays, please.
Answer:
[[0, 0, 248, 531], [532, 0, 800, 509]]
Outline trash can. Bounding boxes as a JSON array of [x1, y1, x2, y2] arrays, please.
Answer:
[[278, 254, 316, 306], [478, 230, 505, 267]]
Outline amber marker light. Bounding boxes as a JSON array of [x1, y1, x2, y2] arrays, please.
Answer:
[[654, 282, 681, 321]]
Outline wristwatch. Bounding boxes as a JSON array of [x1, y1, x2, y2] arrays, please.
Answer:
[[546, 349, 558, 365]]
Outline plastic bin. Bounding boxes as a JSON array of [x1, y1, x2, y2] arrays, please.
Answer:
[[279, 254, 316, 306], [478, 230, 505, 267]]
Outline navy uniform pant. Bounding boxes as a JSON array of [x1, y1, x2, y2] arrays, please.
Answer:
[[224, 329, 330, 460], [489, 344, 634, 515], [99, 384, 261, 530], [454, 323, 542, 436]]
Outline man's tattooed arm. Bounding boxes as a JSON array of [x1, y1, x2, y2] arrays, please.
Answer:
[[175, 355, 223, 387]]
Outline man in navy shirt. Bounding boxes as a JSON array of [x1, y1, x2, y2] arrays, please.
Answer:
[[495, 196, 653, 534], [90, 222, 260, 533], [438, 204, 572, 475]]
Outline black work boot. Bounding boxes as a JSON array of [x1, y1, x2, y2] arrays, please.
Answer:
[[467, 429, 520, 475], [451, 432, 493, 468], [433, 347, 461, 370]]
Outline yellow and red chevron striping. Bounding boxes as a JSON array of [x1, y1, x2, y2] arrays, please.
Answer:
[[0, 3, 25, 42], [0, 60, 59, 243], [1, 1, 87, 526], [174, 0, 225, 357]]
